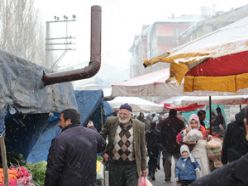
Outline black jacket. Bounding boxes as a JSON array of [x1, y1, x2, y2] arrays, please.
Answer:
[[146, 128, 161, 153], [192, 153, 248, 186], [45, 124, 105, 186], [158, 117, 184, 154], [221, 110, 248, 164]]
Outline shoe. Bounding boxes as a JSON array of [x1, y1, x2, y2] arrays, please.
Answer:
[[157, 164, 160, 170], [151, 174, 155, 181]]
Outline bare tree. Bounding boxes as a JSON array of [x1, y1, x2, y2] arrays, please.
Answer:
[[0, 0, 45, 66]]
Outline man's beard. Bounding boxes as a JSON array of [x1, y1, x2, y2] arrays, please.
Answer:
[[118, 116, 131, 124]]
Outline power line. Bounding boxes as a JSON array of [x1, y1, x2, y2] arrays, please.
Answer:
[[45, 15, 77, 69]]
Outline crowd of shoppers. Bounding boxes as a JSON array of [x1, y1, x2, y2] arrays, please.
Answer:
[[44, 104, 248, 186]]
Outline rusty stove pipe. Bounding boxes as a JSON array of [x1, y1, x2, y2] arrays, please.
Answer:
[[42, 5, 102, 86]]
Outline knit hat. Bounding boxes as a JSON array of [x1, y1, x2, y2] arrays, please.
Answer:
[[119, 103, 132, 112], [189, 114, 200, 128], [180, 145, 190, 154]]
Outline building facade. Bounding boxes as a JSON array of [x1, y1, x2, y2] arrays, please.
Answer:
[[129, 19, 198, 77]]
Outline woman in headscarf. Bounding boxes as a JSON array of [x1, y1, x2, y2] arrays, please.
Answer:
[[177, 114, 210, 178], [189, 114, 207, 139], [176, 114, 206, 145]]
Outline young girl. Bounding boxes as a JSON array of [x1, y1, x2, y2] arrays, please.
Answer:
[[175, 145, 200, 186]]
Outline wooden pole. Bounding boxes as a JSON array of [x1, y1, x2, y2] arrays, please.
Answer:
[[209, 96, 212, 135], [0, 136, 9, 186]]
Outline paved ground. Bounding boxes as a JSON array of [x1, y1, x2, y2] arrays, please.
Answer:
[[100, 157, 180, 186], [149, 157, 180, 186], [150, 168, 180, 186]]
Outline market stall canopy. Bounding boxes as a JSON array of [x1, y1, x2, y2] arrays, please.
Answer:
[[0, 50, 77, 114], [161, 95, 248, 106], [108, 97, 164, 112], [144, 16, 248, 95], [111, 68, 183, 98], [164, 103, 204, 112]]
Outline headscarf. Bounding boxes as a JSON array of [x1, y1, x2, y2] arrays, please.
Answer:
[[188, 114, 200, 129]]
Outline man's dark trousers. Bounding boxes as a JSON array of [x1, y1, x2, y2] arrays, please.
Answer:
[[109, 162, 138, 186]]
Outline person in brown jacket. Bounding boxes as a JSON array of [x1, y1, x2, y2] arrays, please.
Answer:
[[101, 103, 147, 186]]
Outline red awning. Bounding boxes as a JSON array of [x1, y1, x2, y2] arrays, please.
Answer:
[[187, 50, 248, 76], [164, 103, 204, 112]]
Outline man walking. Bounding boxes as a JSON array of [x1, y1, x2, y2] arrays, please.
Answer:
[[45, 108, 105, 186], [158, 109, 185, 182], [101, 103, 147, 186], [197, 110, 207, 129], [146, 122, 161, 180], [221, 107, 248, 164]]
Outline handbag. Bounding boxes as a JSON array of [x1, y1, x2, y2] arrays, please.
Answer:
[[138, 176, 153, 186], [96, 160, 104, 180]]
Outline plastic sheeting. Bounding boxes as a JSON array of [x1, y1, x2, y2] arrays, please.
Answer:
[[5, 113, 50, 159], [26, 119, 60, 163], [0, 50, 77, 114], [75, 90, 113, 131]]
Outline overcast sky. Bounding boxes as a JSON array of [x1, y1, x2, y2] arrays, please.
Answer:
[[36, 0, 248, 69]]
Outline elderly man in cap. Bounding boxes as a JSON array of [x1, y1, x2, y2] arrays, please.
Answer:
[[101, 103, 147, 186]]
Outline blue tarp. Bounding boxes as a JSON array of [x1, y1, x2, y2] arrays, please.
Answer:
[[26, 119, 60, 163], [5, 113, 49, 159], [0, 50, 77, 117], [0, 50, 112, 163], [26, 90, 112, 163], [75, 90, 113, 131]]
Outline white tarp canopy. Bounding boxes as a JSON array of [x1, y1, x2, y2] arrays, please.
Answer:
[[161, 95, 248, 106], [111, 68, 183, 98], [108, 97, 164, 112]]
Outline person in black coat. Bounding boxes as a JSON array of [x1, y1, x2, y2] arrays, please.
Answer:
[[197, 110, 206, 128], [221, 106, 248, 164], [158, 109, 185, 182], [192, 152, 248, 186], [146, 122, 161, 180], [211, 107, 226, 137], [45, 108, 105, 186]]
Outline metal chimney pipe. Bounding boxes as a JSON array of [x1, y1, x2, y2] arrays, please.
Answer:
[[42, 5, 102, 85]]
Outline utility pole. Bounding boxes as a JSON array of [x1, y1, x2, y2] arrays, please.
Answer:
[[45, 15, 76, 69]]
